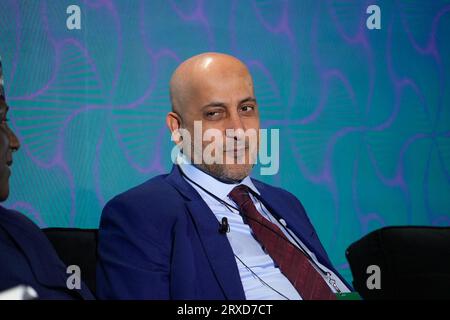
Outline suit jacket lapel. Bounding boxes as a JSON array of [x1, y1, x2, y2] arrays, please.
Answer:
[[255, 183, 331, 268], [186, 200, 245, 299], [166, 166, 245, 299], [254, 182, 352, 288]]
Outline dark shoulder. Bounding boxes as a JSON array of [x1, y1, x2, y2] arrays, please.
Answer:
[[109, 173, 176, 202], [251, 178, 307, 213], [100, 173, 187, 228], [0, 206, 43, 233], [0, 206, 51, 247], [252, 179, 300, 201], [105, 173, 184, 210]]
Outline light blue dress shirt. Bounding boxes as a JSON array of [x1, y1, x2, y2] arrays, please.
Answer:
[[178, 157, 349, 300]]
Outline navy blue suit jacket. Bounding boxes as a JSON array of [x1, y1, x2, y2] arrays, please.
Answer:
[[97, 165, 349, 299], [0, 206, 94, 300]]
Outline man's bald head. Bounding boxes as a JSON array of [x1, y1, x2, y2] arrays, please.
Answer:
[[166, 52, 259, 182], [169, 52, 253, 117]]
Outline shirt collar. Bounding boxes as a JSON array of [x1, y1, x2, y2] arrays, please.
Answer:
[[177, 153, 260, 201]]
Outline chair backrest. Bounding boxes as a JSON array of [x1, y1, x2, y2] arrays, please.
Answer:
[[346, 226, 450, 299], [43, 228, 98, 296]]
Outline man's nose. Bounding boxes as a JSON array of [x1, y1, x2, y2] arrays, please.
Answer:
[[225, 112, 246, 141], [7, 127, 20, 152], [227, 111, 245, 132]]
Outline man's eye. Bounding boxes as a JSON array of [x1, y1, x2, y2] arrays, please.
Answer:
[[204, 111, 222, 119], [240, 105, 255, 112]]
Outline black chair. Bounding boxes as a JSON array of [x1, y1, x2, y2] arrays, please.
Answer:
[[346, 226, 450, 299], [43, 228, 98, 296]]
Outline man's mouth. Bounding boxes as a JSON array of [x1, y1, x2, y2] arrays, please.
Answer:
[[6, 156, 13, 176], [5, 165, 11, 177], [225, 145, 248, 152]]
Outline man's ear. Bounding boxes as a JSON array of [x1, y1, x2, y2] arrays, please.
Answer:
[[166, 112, 183, 144]]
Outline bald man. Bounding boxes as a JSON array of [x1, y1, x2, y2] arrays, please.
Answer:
[[96, 53, 351, 300]]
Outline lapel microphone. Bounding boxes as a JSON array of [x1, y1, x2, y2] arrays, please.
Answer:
[[218, 217, 230, 234]]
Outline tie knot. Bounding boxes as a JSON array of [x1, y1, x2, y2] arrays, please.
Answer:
[[228, 185, 251, 209]]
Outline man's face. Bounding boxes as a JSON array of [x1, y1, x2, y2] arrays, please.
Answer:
[[179, 66, 260, 182], [0, 99, 20, 201]]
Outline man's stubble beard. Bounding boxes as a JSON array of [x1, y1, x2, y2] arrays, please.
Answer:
[[196, 162, 254, 184], [179, 124, 259, 183], [186, 143, 257, 183]]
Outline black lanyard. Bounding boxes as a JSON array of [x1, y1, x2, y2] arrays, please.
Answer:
[[180, 168, 240, 213]]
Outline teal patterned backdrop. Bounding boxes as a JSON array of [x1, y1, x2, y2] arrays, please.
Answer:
[[1, 0, 449, 282]]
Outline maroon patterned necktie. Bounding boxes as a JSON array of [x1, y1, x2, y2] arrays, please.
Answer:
[[228, 185, 337, 300]]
